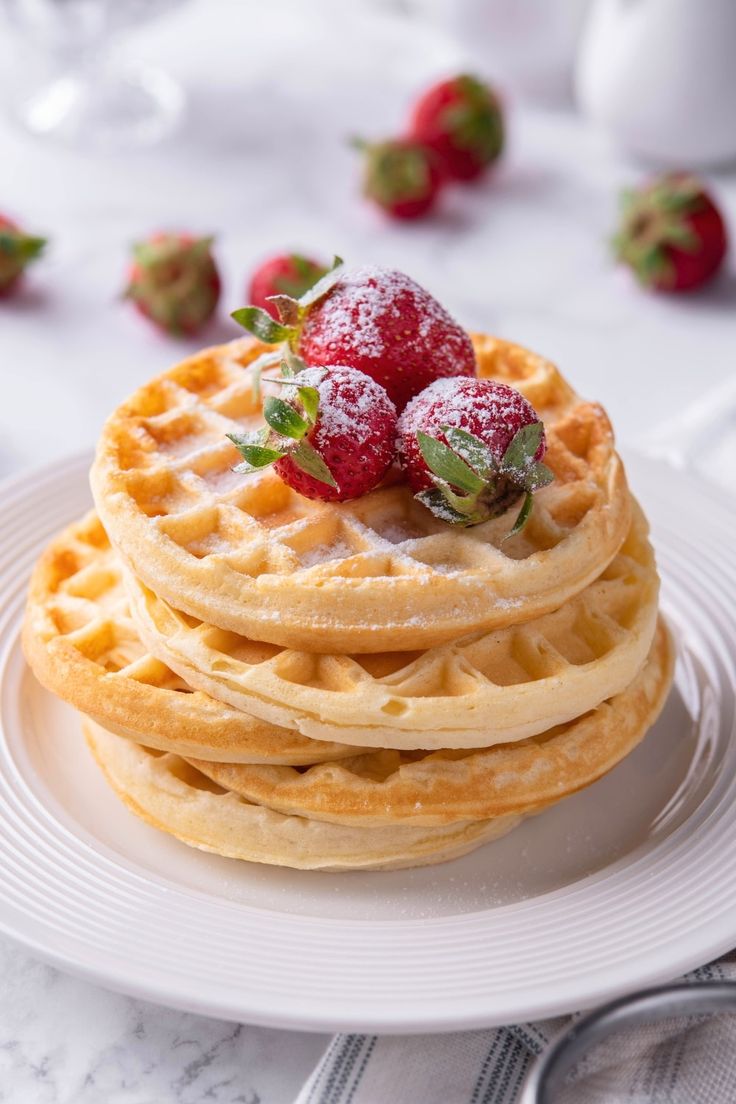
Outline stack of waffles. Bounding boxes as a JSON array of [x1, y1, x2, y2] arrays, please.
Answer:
[[23, 334, 674, 871]]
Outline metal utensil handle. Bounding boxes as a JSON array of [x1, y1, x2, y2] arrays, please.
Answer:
[[520, 981, 736, 1103]]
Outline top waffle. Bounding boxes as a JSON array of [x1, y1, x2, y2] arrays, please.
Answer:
[[91, 334, 630, 653]]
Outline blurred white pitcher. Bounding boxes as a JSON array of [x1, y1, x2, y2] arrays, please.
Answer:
[[426, 0, 589, 103], [575, 0, 736, 167]]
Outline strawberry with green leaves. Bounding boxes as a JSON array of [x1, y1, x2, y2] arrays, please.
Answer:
[[232, 262, 476, 412], [248, 253, 328, 319], [409, 74, 504, 183], [353, 137, 443, 220], [0, 214, 46, 296], [612, 174, 728, 293], [124, 232, 221, 336], [228, 353, 397, 502], [397, 377, 553, 531]]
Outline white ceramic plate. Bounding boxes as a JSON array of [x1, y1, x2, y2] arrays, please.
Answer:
[[1, 452, 735, 1034]]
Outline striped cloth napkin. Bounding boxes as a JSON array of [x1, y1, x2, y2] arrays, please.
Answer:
[[295, 956, 736, 1103], [296, 401, 736, 1104]]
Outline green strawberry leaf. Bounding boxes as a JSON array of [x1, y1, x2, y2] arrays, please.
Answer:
[[227, 430, 284, 472], [504, 492, 534, 541], [441, 425, 497, 480], [417, 432, 485, 494], [661, 222, 699, 252], [189, 235, 215, 260], [231, 306, 293, 344], [292, 253, 320, 279], [0, 233, 46, 264], [263, 396, 309, 439], [416, 488, 472, 526], [266, 294, 300, 326], [232, 445, 285, 473], [297, 255, 344, 311], [291, 440, 337, 487], [428, 476, 479, 516], [283, 347, 308, 378], [522, 460, 554, 492], [227, 427, 268, 450], [499, 423, 544, 477], [297, 385, 320, 425]]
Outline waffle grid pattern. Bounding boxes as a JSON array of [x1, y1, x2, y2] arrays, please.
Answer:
[[22, 514, 362, 764], [91, 335, 631, 652], [126, 502, 659, 749], [185, 620, 673, 827]]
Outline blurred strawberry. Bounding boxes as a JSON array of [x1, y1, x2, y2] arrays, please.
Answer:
[[248, 254, 328, 319], [353, 137, 443, 220], [124, 232, 221, 336], [0, 214, 46, 297], [612, 174, 728, 292], [409, 74, 504, 182]]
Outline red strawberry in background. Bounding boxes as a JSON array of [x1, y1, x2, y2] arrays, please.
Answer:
[[353, 138, 443, 220], [124, 232, 221, 336], [232, 262, 477, 412], [227, 356, 397, 502], [397, 377, 553, 531], [0, 214, 46, 297], [612, 174, 728, 293], [248, 253, 329, 319], [409, 74, 505, 183]]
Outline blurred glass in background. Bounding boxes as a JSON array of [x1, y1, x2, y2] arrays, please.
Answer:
[[0, 0, 187, 148]]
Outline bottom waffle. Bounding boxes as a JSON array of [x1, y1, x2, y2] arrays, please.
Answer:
[[83, 720, 523, 872], [82, 621, 672, 871]]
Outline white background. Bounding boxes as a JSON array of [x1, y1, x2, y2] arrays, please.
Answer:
[[1, 0, 736, 1100]]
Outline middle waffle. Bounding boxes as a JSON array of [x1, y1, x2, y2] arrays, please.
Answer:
[[126, 499, 658, 750]]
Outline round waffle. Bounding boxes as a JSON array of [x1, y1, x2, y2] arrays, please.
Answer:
[[83, 720, 523, 871], [91, 334, 631, 653], [184, 620, 674, 827], [23, 513, 358, 764], [126, 501, 658, 749]]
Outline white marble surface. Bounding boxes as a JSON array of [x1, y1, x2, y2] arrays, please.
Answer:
[[1, 1, 736, 1101]]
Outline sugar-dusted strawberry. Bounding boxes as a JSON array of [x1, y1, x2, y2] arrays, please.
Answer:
[[0, 214, 46, 297], [232, 263, 476, 412], [397, 376, 553, 530], [353, 138, 443, 220], [228, 355, 397, 503], [124, 232, 221, 336], [612, 173, 728, 293], [409, 74, 504, 183], [248, 253, 329, 319]]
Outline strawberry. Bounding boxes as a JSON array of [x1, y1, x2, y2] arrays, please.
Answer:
[[0, 214, 46, 296], [397, 377, 553, 530], [248, 253, 328, 319], [612, 174, 728, 293], [124, 232, 221, 336], [353, 138, 443, 220], [228, 355, 397, 503], [232, 263, 477, 412], [409, 74, 504, 183]]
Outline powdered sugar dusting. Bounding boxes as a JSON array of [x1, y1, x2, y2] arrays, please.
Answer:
[[298, 266, 476, 411], [304, 267, 456, 359], [290, 365, 396, 447], [300, 538, 354, 567]]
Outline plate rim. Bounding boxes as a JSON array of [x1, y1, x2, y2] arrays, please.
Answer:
[[1, 449, 736, 1033]]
